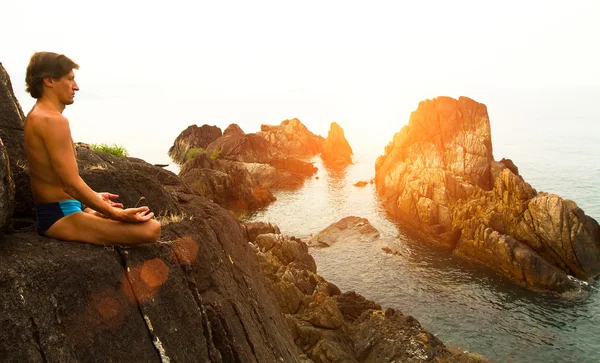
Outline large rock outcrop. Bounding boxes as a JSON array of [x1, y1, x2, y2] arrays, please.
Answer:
[[244, 222, 489, 363], [257, 118, 325, 158], [321, 122, 353, 169], [375, 96, 600, 292], [179, 152, 276, 214], [0, 63, 31, 218], [172, 124, 318, 213], [203, 125, 317, 184], [0, 155, 304, 363], [168, 124, 222, 164]]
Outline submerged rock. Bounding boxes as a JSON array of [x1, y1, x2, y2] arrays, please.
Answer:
[[375, 96, 600, 292], [353, 180, 369, 188], [309, 216, 380, 247], [321, 122, 353, 169], [257, 118, 324, 158]]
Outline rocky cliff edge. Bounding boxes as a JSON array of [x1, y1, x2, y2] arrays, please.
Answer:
[[375, 96, 600, 293]]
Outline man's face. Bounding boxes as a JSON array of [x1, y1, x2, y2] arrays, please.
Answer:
[[52, 70, 79, 105]]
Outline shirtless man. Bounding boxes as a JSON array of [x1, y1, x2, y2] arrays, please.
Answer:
[[24, 52, 161, 245]]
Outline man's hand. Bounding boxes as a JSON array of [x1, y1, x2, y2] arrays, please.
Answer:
[[113, 206, 155, 223], [98, 192, 124, 209]]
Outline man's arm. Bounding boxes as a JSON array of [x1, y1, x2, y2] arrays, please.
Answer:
[[42, 115, 153, 223], [84, 193, 124, 217]]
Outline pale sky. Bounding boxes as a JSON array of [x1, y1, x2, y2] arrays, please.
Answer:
[[1, 0, 599, 163]]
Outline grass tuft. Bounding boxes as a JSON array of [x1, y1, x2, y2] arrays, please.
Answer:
[[156, 212, 187, 226], [186, 147, 205, 160], [210, 150, 221, 160], [91, 143, 129, 157]]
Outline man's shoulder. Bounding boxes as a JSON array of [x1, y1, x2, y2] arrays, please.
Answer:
[[27, 108, 69, 128]]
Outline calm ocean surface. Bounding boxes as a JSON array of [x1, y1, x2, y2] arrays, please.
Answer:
[[246, 119, 600, 363]]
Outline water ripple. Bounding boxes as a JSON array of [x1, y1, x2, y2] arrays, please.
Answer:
[[245, 146, 600, 363]]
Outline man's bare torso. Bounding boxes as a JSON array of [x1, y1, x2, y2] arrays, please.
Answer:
[[24, 104, 76, 204]]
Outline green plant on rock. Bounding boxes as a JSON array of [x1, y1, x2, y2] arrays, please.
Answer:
[[186, 147, 205, 160], [210, 150, 221, 160], [91, 143, 129, 157]]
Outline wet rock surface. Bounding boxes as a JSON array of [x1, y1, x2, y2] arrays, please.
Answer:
[[309, 216, 380, 247]]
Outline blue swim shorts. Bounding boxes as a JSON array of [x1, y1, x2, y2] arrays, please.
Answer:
[[35, 200, 85, 236]]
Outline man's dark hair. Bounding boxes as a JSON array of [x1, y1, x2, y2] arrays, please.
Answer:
[[25, 52, 79, 99]]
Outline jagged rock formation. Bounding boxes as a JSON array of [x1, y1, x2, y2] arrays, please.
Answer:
[[257, 118, 324, 158], [171, 124, 318, 213], [321, 122, 353, 169], [375, 96, 600, 292], [244, 222, 489, 363], [308, 216, 380, 247], [179, 152, 276, 214], [168, 124, 222, 164], [205, 125, 282, 163], [204, 126, 317, 186], [0, 63, 31, 218]]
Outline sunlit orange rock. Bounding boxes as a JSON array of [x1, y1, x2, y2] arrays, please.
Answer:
[[257, 118, 324, 158], [375, 96, 600, 292], [177, 122, 319, 214], [321, 122, 353, 169]]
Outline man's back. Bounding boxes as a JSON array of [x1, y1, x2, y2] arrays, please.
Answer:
[[24, 103, 74, 204]]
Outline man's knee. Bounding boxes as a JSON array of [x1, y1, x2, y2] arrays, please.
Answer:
[[142, 219, 161, 243]]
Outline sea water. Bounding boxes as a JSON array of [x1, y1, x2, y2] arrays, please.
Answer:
[[246, 111, 600, 362]]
